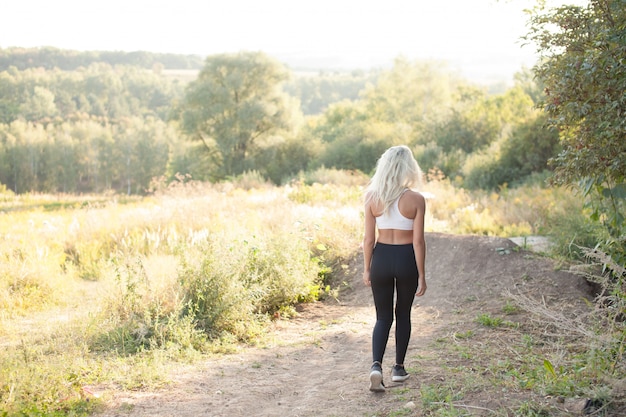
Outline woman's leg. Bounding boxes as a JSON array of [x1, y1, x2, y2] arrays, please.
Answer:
[[370, 244, 395, 364], [394, 245, 419, 365]]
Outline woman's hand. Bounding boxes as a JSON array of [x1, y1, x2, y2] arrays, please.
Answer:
[[363, 270, 371, 287], [416, 277, 427, 296]]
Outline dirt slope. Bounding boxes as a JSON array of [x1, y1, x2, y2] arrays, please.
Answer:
[[95, 232, 596, 417]]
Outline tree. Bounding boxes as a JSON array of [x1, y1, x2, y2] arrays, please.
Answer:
[[527, 0, 626, 240], [360, 57, 459, 131], [178, 52, 294, 178], [20, 86, 57, 121]]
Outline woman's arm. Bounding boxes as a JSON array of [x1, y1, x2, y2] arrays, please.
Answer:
[[412, 192, 427, 296], [362, 199, 376, 287]]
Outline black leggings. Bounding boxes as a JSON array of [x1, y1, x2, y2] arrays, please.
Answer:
[[370, 243, 418, 365]]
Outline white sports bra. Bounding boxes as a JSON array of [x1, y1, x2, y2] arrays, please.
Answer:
[[375, 193, 413, 230]]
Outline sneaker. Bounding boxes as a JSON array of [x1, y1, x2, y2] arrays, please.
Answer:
[[391, 364, 410, 382], [369, 362, 385, 392]]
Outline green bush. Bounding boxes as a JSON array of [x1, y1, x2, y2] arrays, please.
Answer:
[[178, 233, 324, 341]]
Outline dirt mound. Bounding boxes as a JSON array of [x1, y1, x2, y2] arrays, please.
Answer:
[[95, 233, 596, 417], [421, 232, 592, 310]]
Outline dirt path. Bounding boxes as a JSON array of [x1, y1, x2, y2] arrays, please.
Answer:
[[95, 233, 594, 417]]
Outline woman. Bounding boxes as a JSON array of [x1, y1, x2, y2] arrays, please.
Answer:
[[362, 145, 427, 392]]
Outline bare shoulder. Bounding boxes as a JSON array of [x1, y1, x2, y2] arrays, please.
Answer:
[[405, 190, 426, 206], [363, 191, 378, 215], [398, 190, 425, 218]]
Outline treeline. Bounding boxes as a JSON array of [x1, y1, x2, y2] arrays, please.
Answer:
[[0, 48, 559, 195], [0, 61, 185, 194], [0, 47, 204, 71], [0, 64, 183, 123]]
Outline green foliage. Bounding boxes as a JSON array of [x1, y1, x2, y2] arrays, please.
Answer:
[[463, 113, 561, 190], [0, 117, 175, 194], [0, 63, 183, 124], [527, 0, 626, 258], [178, 51, 297, 178], [178, 233, 324, 342], [361, 57, 458, 127], [302, 99, 391, 173], [503, 300, 520, 315], [528, 1, 626, 187], [581, 178, 626, 263], [304, 58, 467, 175], [514, 401, 552, 416], [476, 313, 504, 327], [0, 48, 569, 195], [230, 170, 273, 190], [0, 350, 100, 417], [498, 114, 561, 183], [93, 256, 187, 354], [0, 46, 204, 71], [419, 384, 464, 415], [430, 86, 501, 155], [250, 136, 317, 184], [284, 70, 379, 115]]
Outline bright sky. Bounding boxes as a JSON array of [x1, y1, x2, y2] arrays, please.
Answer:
[[0, 0, 580, 83]]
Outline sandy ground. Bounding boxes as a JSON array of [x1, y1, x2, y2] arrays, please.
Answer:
[[94, 232, 597, 417]]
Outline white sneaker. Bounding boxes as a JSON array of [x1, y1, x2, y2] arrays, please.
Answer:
[[391, 365, 410, 382], [369, 362, 385, 392]]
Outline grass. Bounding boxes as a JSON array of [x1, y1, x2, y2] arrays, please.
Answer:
[[0, 172, 623, 415], [414, 286, 625, 416]]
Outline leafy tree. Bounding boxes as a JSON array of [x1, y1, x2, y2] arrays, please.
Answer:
[[499, 113, 561, 182], [20, 86, 57, 121], [0, 70, 21, 123], [513, 67, 544, 105], [126, 118, 173, 194], [251, 136, 317, 184], [284, 70, 378, 115], [307, 58, 462, 173], [463, 113, 561, 189], [527, 0, 626, 246], [178, 52, 295, 178], [360, 57, 459, 131]]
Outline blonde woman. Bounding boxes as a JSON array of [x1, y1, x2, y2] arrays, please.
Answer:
[[362, 145, 427, 392]]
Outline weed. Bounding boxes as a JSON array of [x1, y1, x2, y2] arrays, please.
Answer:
[[420, 384, 464, 412], [388, 408, 413, 417], [514, 401, 552, 416], [503, 300, 520, 315], [476, 313, 504, 327], [453, 330, 475, 340]]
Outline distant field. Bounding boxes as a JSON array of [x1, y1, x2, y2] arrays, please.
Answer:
[[161, 68, 200, 82]]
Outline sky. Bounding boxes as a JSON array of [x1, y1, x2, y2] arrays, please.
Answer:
[[0, 0, 580, 83]]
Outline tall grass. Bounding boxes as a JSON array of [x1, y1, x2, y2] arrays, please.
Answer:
[[423, 171, 597, 256], [0, 179, 365, 415], [0, 170, 604, 415]]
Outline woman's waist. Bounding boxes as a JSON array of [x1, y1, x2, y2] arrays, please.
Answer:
[[375, 241, 413, 247], [376, 229, 414, 245]]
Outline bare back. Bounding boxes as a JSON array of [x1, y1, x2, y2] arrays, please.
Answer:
[[369, 191, 425, 245]]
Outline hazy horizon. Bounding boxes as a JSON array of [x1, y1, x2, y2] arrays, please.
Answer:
[[1, 0, 585, 84]]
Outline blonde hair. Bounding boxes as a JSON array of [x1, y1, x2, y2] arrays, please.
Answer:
[[365, 145, 423, 214]]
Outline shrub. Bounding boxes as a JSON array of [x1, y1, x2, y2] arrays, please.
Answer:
[[178, 232, 323, 341]]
